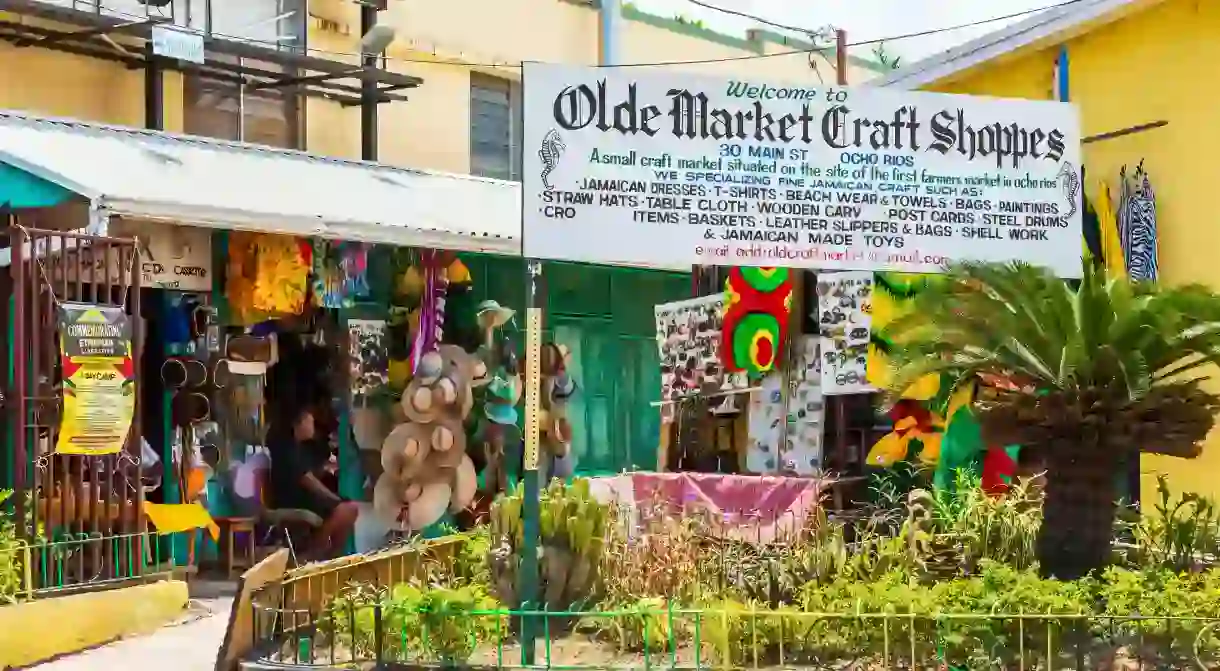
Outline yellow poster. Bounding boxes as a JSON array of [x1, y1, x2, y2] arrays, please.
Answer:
[[56, 302, 135, 455]]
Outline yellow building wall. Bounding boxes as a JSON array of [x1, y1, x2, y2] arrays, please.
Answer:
[[0, 2, 881, 167], [0, 41, 185, 131], [925, 0, 1220, 501], [303, 0, 884, 167]]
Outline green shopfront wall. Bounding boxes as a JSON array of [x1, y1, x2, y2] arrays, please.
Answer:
[[462, 256, 689, 475]]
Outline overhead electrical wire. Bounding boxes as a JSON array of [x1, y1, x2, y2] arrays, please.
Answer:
[[684, 0, 1087, 48], [96, 0, 1084, 71]]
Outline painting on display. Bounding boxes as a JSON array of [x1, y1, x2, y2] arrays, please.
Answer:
[[816, 272, 874, 396], [654, 294, 748, 413]]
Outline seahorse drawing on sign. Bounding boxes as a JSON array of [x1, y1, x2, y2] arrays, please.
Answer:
[[1058, 161, 1080, 220], [538, 129, 566, 190]]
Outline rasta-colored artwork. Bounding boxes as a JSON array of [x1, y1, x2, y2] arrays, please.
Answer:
[[865, 272, 1021, 494], [722, 266, 793, 378]]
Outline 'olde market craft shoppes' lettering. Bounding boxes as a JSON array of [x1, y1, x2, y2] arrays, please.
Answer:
[[551, 80, 1067, 169]]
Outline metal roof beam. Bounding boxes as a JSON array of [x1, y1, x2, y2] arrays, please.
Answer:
[[0, 0, 423, 90]]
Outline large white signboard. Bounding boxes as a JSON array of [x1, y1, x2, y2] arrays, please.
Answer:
[[522, 63, 1083, 277]]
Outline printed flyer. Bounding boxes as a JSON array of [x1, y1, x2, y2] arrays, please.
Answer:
[[57, 302, 135, 455], [348, 318, 390, 408], [521, 62, 1082, 277]]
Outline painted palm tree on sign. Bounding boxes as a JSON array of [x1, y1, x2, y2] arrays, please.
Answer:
[[881, 260, 1220, 580]]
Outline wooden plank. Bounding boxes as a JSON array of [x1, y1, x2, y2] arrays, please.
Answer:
[[214, 548, 290, 671]]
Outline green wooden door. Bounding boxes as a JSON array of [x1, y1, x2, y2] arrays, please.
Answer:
[[458, 255, 689, 474]]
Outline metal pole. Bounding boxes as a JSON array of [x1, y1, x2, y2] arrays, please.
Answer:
[[360, 2, 379, 160], [835, 29, 848, 87], [144, 43, 164, 131], [518, 260, 542, 665], [601, 0, 622, 65]]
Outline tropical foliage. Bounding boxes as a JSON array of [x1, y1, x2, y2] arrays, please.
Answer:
[[881, 260, 1220, 578]]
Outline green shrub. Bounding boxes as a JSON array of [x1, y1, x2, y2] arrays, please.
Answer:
[[0, 489, 26, 604]]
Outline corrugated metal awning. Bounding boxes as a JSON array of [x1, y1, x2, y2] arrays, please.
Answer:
[[0, 110, 521, 255]]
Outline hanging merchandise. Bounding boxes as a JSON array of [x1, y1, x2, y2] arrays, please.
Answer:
[[784, 335, 824, 474], [252, 234, 310, 314], [538, 342, 578, 482], [313, 240, 372, 308], [1096, 180, 1126, 280], [373, 345, 483, 533], [1118, 161, 1159, 282], [226, 232, 310, 323], [744, 337, 823, 475], [745, 374, 784, 473], [721, 267, 793, 377], [816, 271, 873, 395], [410, 251, 452, 374]]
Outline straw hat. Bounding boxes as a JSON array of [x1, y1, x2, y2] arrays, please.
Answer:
[[381, 423, 431, 481], [476, 300, 516, 331], [351, 407, 390, 452]]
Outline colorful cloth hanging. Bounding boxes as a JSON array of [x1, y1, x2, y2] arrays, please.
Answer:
[[722, 267, 792, 377], [1096, 180, 1126, 280], [1119, 163, 1159, 281], [313, 240, 371, 308]]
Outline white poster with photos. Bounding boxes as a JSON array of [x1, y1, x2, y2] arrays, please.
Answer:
[[816, 272, 874, 396], [654, 294, 748, 415], [787, 336, 825, 472], [745, 336, 825, 475]]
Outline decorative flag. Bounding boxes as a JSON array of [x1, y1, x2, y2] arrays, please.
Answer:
[[722, 266, 792, 377]]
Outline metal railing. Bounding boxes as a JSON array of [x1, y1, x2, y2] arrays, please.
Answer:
[[1, 530, 181, 600], [245, 602, 1220, 670]]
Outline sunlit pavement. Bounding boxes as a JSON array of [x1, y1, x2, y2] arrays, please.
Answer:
[[29, 589, 233, 671]]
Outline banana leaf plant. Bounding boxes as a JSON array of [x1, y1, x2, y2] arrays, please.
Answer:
[[880, 259, 1220, 580]]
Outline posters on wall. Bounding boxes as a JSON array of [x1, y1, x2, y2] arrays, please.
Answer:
[[654, 294, 748, 414], [348, 319, 390, 408], [521, 62, 1082, 277], [816, 271, 874, 395], [56, 302, 135, 455]]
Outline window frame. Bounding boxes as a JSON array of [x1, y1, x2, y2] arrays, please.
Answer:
[[469, 73, 522, 181]]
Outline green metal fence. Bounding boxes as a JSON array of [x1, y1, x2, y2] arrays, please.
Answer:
[[248, 601, 1220, 670], [2, 530, 180, 601]]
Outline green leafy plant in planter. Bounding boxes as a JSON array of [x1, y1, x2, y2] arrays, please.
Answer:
[[883, 260, 1220, 580], [488, 478, 609, 612]]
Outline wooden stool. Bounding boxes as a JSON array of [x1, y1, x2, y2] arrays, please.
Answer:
[[215, 517, 257, 579]]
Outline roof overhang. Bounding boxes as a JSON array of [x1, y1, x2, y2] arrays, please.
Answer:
[[0, 111, 520, 256], [869, 0, 1166, 90]]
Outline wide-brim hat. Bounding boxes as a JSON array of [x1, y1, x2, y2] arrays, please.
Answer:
[[550, 372, 577, 400], [351, 407, 390, 453], [484, 401, 519, 425], [476, 300, 516, 330]]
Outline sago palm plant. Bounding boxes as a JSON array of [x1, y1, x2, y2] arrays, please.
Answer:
[[882, 260, 1220, 579]]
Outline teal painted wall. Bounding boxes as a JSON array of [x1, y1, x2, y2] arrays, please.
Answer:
[[462, 256, 689, 474]]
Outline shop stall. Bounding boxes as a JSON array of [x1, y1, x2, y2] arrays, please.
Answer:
[[0, 110, 519, 577]]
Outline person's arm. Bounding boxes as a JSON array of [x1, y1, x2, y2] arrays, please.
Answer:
[[300, 471, 343, 505]]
